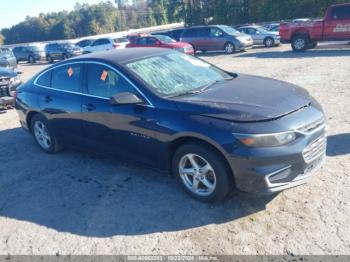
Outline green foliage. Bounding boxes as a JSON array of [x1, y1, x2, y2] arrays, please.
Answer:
[[1, 0, 347, 44]]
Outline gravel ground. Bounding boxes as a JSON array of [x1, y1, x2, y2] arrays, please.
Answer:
[[0, 43, 349, 255]]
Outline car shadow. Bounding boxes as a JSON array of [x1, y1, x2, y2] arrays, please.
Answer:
[[326, 133, 350, 157], [0, 127, 276, 237]]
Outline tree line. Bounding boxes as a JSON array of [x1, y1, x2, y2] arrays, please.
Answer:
[[0, 0, 346, 45]]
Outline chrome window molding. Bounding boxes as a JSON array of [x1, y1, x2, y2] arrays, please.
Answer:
[[33, 60, 154, 107]]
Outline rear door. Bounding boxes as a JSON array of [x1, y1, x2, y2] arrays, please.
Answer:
[[37, 63, 84, 146], [324, 5, 350, 40]]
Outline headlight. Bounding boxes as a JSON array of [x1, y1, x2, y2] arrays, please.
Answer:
[[10, 76, 21, 86], [233, 131, 296, 147]]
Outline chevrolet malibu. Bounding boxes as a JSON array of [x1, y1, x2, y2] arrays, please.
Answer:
[[15, 48, 326, 202]]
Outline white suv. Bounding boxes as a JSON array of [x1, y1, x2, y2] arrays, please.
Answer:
[[83, 37, 129, 53]]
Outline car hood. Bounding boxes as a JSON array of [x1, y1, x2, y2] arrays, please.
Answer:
[[0, 67, 16, 78], [173, 74, 311, 122]]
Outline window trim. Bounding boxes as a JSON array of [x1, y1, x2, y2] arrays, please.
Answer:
[[33, 61, 154, 107]]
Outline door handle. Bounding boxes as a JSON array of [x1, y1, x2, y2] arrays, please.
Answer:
[[43, 96, 52, 103], [83, 103, 96, 111]]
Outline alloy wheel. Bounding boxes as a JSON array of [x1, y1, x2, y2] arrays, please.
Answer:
[[33, 121, 52, 150], [294, 38, 305, 50], [225, 43, 235, 54], [178, 153, 217, 196], [265, 38, 274, 47]]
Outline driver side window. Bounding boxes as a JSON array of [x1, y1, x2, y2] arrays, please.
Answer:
[[247, 28, 257, 35], [87, 64, 135, 98]]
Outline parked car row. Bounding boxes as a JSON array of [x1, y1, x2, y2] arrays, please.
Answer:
[[3, 23, 282, 69]]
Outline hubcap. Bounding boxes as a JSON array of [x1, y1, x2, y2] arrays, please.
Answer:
[[33, 121, 51, 149], [294, 38, 305, 50], [179, 153, 216, 196], [266, 39, 273, 47], [225, 44, 234, 53]]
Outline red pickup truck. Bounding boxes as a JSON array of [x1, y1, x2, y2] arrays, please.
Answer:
[[280, 3, 350, 51]]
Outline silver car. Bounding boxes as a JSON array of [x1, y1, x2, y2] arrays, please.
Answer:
[[237, 26, 280, 47], [0, 48, 17, 70]]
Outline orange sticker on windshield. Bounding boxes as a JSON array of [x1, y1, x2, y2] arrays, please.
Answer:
[[67, 67, 73, 77], [101, 70, 108, 81]]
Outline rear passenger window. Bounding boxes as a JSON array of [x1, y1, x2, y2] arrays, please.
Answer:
[[87, 64, 135, 98], [36, 70, 51, 87], [51, 64, 82, 92], [183, 29, 197, 37]]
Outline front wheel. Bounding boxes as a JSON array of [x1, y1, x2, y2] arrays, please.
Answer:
[[224, 42, 236, 54], [291, 35, 309, 51], [31, 114, 62, 154], [172, 144, 232, 202]]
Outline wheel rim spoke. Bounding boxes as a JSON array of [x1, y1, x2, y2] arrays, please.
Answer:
[[201, 178, 214, 191], [187, 154, 199, 169]]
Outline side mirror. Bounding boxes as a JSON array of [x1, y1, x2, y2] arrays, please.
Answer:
[[110, 92, 143, 105]]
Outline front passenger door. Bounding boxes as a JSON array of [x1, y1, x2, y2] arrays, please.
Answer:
[[81, 63, 157, 163]]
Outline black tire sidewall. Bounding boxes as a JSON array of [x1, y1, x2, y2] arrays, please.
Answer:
[[172, 144, 232, 202], [30, 114, 58, 154]]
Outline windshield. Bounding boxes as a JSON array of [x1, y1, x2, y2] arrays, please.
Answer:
[[29, 46, 41, 52], [220, 26, 240, 36], [125, 52, 232, 97], [62, 43, 75, 48], [154, 35, 176, 43]]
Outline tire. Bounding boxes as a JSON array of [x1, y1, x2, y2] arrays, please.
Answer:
[[307, 41, 318, 49], [30, 114, 62, 154], [172, 143, 232, 203], [264, 37, 275, 48], [291, 35, 309, 52], [189, 44, 196, 54], [224, 42, 236, 54], [28, 55, 35, 63], [47, 55, 54, 63]]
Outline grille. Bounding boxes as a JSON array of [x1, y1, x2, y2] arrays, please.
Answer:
[[0, 85, 10, 97], [298, 118, 325, 134], [303, 135, 327, 163]]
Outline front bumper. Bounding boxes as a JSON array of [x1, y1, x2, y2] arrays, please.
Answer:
[[228, 118, 327, 194], [239, 41, 254, 51]]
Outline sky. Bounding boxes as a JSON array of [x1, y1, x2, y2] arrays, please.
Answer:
[[0, 0, 108, 30]]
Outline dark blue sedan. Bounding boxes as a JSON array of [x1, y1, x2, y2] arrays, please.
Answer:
[[15, 48, 326, 202]]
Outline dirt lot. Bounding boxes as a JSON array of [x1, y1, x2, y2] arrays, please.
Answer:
[[0, 43, 349, 255]]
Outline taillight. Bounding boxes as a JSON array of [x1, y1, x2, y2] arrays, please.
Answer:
[[113, 43, 120, 48]]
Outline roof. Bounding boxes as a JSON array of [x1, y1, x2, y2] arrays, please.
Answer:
[[238, 25, 262, 29], [68, 47, 171, 65]]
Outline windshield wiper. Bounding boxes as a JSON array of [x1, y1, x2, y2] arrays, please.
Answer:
[[199, 77, 234, 92], [167, 77, 234, 98]]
